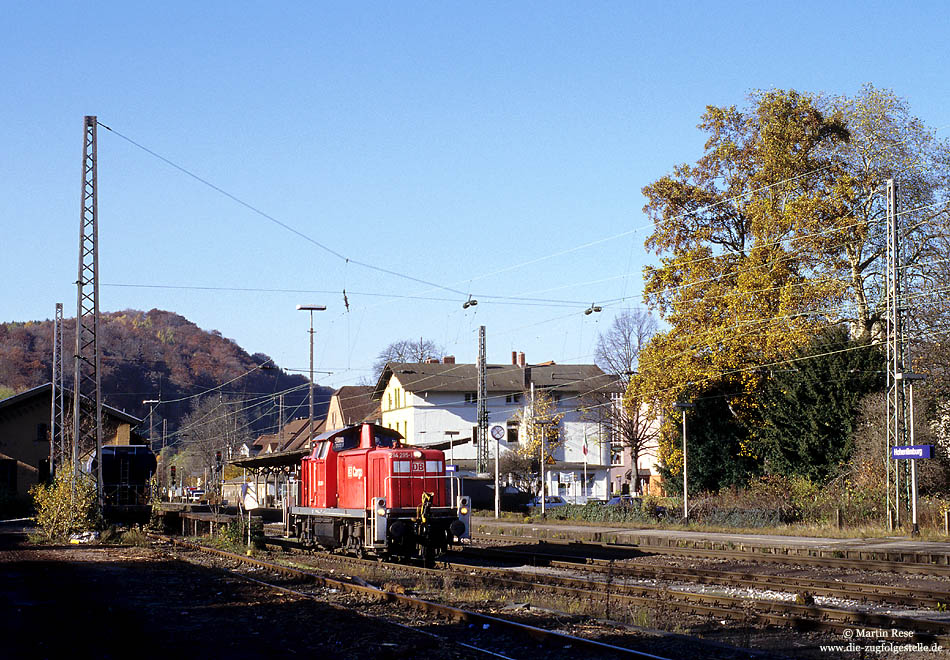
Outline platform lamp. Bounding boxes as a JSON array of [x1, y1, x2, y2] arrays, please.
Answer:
[[896, 372, 927, 536], [538, 419, 558, 517], [673, 401, 695, 521], [296, 304, 327, 448]]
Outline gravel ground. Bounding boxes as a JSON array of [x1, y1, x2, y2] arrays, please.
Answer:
[[0, 527, 468, 660], [624, 554, 950, 617], [4, 521, 948, 660], [462, 541, 950, 658]]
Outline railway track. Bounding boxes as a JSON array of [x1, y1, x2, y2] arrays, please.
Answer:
[[447, 560, 950, 644], [473, 534, 950, 577], [258, 535, 950, 650], [461, 544, 950, 609], [153, 535, 680, 660]]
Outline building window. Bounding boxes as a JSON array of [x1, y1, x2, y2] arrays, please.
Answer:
[[610, 443, 624, 466], [506, 421, 519, 443], [388, 393, 392, 410], [505, 393, 522, 404], [464, 392, 477, 404], [36, 423, 48, 442]]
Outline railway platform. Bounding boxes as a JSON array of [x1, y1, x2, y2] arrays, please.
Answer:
[[472, 516, 950, 564]]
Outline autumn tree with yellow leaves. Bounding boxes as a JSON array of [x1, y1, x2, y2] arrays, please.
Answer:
[[632, 86, 950, 493], [500, 388, 566, 496], [518, 387, 565, 464]]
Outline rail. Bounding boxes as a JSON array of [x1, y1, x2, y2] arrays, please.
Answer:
[[157, 534, 668, 659]]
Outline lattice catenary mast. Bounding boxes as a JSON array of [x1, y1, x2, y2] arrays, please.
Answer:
[[49, 302, 65, 478], [884, 178, 909, 528], [73, 115, 104, 505], [476, 325, 489, 473]]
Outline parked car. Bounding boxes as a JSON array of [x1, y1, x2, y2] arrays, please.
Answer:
[[606, 495, 641, 507], [526, 495, 568, 508]]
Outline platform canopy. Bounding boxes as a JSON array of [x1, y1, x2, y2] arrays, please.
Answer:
[[229, 449, 308, 471]]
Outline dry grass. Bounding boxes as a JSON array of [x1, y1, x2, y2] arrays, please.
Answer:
[[120, 527, 150, 546]]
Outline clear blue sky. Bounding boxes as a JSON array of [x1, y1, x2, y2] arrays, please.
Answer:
[[3, 1, 948, 389]]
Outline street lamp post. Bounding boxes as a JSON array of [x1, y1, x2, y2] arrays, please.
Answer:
[[673, 402, 695, 521], [539, 419, 556, 517], [296, 305, 326, 447], [444, 431, 459, 505], [540, 421, 546, 516]]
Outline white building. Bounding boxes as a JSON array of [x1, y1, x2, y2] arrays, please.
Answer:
[[373, 353, 622, 501], [605, 393, 662, 496]]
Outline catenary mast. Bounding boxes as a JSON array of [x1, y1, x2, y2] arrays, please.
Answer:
[[72, 115, 104, 506]]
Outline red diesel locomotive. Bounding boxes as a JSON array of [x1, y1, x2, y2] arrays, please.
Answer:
[[290, 423, 470, 563]]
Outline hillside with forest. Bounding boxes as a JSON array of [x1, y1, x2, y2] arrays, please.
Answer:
[[0, 309, 331, 439]]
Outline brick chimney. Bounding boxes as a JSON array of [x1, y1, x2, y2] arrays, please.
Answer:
[[443, 355, 456, 364], [511, 351, 518, 365], [517, 352, 526, 367], [424, 357, 440, 364]]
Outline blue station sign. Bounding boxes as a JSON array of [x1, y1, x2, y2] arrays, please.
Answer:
[[891, 445, 933, 459]]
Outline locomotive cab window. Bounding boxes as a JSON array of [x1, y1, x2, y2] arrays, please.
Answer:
[[332, 431, 359, 452], [373, 433, 397, 448], [316, 441, 330, 459]]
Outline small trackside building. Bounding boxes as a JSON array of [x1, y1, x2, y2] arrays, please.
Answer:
[[0, 384, 143, 503]]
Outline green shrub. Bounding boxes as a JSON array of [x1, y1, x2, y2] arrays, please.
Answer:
[[538, 501, 673, 525], [30, 473, 101, 542], [216, 518, 247, 551], [120, 527, 150, 547]]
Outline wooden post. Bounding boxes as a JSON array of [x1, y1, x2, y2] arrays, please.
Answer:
[[836, 508, 842, 530], [944, 510, 949, 536]]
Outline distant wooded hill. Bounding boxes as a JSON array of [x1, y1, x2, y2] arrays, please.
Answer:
[[0, 309, 331, 438]]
